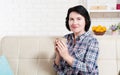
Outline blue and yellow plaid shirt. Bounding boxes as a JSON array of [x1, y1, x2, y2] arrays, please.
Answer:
[[53, 31, 99, 75]]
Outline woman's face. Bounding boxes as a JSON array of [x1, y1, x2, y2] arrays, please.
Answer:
[[68, 12, 86, 34]]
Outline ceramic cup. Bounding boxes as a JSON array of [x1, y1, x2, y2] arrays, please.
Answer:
[[56, 37, 67, 44]]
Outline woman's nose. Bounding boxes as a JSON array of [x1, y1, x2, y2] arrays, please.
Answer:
[[73, 20, 78, 24]]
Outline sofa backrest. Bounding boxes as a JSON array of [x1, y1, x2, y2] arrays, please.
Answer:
[[0, 36, 59, 75]]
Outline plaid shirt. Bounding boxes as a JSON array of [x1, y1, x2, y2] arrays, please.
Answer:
[[53, 31, 99, 75]]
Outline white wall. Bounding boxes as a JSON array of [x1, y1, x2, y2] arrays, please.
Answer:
[[0, 0, 120, 36], [0, 0, 84, 36]]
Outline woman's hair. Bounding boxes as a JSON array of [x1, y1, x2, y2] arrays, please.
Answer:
[[65, 5, 91, 32]]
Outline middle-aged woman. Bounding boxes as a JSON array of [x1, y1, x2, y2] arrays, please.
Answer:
[[53, 5, 99, 75]]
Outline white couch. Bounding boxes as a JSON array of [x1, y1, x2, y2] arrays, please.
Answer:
[[0, 36, 120, 75], [0, 36, 57, 75]]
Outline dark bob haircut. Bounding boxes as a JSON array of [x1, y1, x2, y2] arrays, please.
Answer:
[[65, 5, 91, 32]]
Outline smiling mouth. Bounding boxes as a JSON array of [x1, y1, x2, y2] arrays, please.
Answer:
[[71, 25, 78, 29], [72, 27, 78, 29]]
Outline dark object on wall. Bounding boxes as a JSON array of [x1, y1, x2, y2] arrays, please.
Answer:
[[116, 4, 120, 9], [116, 0, 120, 9]]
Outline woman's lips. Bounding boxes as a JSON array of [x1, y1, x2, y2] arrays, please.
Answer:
[[71, 25, 78, 28]]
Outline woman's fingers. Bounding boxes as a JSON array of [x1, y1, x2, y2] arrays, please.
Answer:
[[56, 44, 63, 51], [55, 38, 67, 54], [57, 40, 66, 48], [60, 40, 66, 47]]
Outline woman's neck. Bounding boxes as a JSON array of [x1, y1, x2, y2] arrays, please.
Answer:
[[74, 31, 86, 39], [73, 31, 86, 44]]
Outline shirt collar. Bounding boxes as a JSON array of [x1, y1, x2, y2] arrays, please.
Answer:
[[70, 31, 91, 41]]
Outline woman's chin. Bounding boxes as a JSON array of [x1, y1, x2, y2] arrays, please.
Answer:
[[73, 31, 81, 34], [72, 29, 80, 32]]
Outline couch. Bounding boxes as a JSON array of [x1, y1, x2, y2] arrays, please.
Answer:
[[0, 36, 58, 75], [0, 36, 120, 75]]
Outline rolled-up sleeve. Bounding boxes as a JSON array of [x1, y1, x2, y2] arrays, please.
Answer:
[[53, 60, 65, 75], [53, 60, 60, 71]]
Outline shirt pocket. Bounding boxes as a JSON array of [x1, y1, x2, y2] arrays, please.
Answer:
[[74, 48, 86, 61]]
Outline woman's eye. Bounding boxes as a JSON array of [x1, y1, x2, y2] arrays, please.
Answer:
[[77, 18, 81, 20], [69, 18, 73, 21]]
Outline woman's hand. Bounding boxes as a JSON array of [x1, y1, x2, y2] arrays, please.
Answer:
[[55, 38, 74, 66], [55, 39, 69, 60], [56, 39, 74, 66], [54, 38, 60, 56], [54, 38, 61, 65]]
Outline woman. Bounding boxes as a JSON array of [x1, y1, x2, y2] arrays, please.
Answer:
[[53, 5, 99, 75]]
